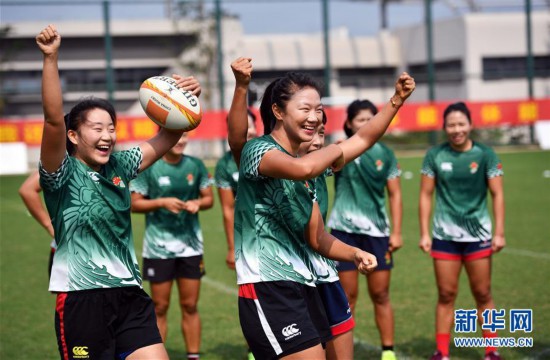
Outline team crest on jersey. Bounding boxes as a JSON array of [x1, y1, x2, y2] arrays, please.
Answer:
[[375, 159, 384, 171], [469, 161, 479, 174], [187, 173, 194, 185], [232, 172, 239, 182], [441, 162, 453, 172], [87, 171, 100, 182], [112, 176, 126, 188], [158, 176, 171, 186]]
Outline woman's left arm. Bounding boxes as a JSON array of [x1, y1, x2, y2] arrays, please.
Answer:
[[306, 203, 377, 274], [387, 177, 403, 252], [488, 176, 505, 252]]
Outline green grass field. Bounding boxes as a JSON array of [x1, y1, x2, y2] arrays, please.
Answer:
[[1, 149, 549, 359]]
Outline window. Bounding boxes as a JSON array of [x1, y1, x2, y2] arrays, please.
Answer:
[[337, 67, 396, 88], [408, 60, 462, 83], [483, 56, 550, 80]]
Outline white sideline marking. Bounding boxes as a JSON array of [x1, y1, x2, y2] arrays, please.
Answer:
[[502, 247, 550, 260], [202, 276, 238, 296]]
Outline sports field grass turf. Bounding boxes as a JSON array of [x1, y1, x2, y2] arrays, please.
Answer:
[[1, 149, 548, 359]]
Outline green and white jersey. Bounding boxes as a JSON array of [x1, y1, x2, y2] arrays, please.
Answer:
[[39, 147, 143, 292], [130, 156, 212, 259], [234, 135, 318, 287], [215, 150, 239, 195], [316, 168, 333, 222], [328, 142, 401, 237], [421, 141, 503, 242], [310, 170, 339, 284]]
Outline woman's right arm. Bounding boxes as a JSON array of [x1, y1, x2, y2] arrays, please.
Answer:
[[228, 57, 253, 167], [36, 25, 66, 173], [418, 174, 435, 253]]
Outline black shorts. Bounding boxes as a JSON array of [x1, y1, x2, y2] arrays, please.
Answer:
[[332, 229, 393, 271], [55, 286, 162, 360], [142, 255, 205, 282], [238, 281, 332, 360]]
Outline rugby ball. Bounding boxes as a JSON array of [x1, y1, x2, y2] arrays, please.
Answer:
[[139, 76, 202, 131]]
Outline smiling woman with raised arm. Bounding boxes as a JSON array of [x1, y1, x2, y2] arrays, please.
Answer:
[[227, 59, 414, 359], [36, 24, 201, 360]]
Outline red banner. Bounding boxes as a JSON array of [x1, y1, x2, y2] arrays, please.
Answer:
[[1, 99, 549, 146]]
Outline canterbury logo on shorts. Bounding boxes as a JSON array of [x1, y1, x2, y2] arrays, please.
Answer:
[[72, 346, 90, 358], [281, 323, 301, 340]]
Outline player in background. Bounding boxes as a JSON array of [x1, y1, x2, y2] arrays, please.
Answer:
[[130, 132, 213, 360], [227, 56, 414, 359], [419, 102, 505, 360], [298, 112, 356, 360], [327, 99, 402, 360], [36, 24, 200, 360], [19, 170, 56, 278], [215, 109, 257, 270]]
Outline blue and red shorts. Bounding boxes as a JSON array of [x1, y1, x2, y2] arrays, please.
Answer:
[[430, 238, 493, 261], [316, 281, 355, 336]]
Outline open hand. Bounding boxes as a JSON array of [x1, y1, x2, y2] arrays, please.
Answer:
[[173, 74, 201, 97]]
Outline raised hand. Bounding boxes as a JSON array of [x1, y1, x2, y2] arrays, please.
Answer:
[[393, 72, 416, 104], [231, 57, 253, 87], [173, 74, 201, 97], [36, 24, 61, 56]]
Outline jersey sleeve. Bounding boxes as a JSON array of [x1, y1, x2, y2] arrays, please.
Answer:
[[485, 147, 503, 178], [39, 152, 73, 192], [129, 170, 149, 196], [240, 139, 277, 180], [386, 149, 401, 180], [421, 148, 436, 178], [197, 160, 213, 190], [111, 146, 143, 181], [214, 157, 232, 189]]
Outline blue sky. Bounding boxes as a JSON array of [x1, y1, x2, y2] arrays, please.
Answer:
[[2, 0, 458, 36]]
